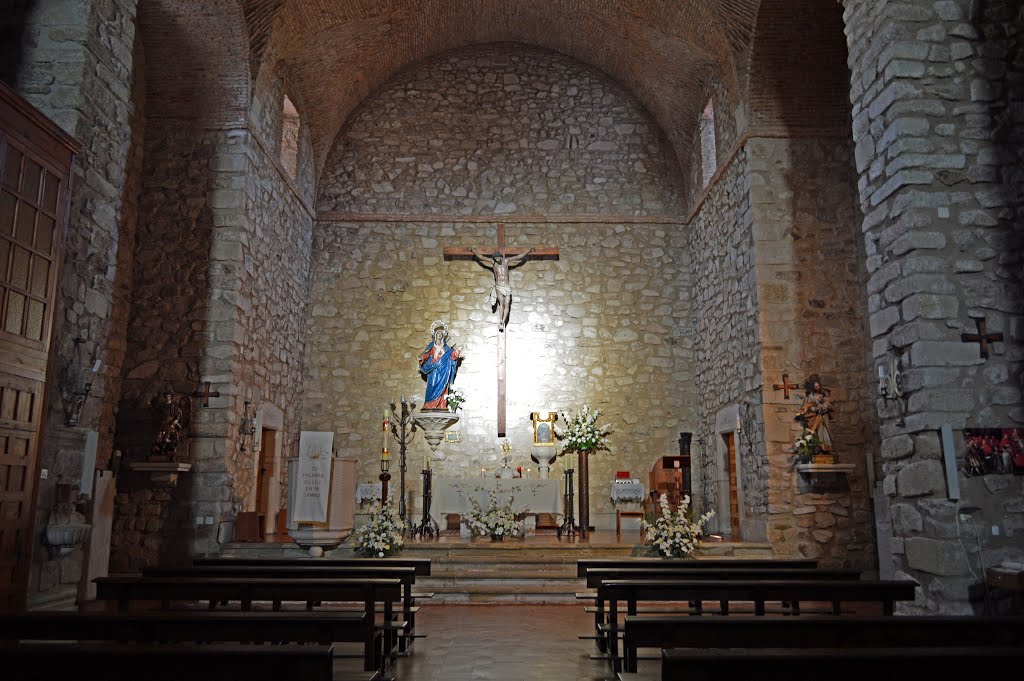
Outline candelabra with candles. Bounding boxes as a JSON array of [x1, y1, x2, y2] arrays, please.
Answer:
[[389, 394, 417, 529], [380, 410, 392, 505]]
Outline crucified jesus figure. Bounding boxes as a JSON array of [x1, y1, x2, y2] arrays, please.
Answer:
[[471, 247, 534, 331]]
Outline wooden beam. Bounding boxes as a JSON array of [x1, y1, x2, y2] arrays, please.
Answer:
[[443, 247, 560, 260]]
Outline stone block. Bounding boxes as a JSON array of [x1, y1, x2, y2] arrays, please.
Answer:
[[897, 459, 946, 498], [891, 503, 923, 534], [881, 434, 914, 460], [904, 536, 969, 575], [910, 341, 985, 367], [901, 293, 959, 320]]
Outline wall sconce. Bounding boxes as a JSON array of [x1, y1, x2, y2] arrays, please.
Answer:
[[60, 337, 100, 427], [878, 356, 906, 425], [239, 400, 257, 452]]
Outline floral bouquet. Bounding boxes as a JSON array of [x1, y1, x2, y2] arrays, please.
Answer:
[[641, 493, 714, 559], [463, 489, 521, 539], [446, 385, 465, 412], [793, 428, 822, 463], [352, 501, 405, 557], [556, 404, 612, 453]]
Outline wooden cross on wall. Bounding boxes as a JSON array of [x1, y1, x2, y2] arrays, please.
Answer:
[[191, 381, 221, 408], [443, 224, 559, 436], [961, 317, 1004, 359], [772, 373, 800, 399]]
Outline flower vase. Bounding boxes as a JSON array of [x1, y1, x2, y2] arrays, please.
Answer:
[[490, 534, 503, 542]]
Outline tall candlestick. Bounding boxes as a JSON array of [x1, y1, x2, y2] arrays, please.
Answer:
[[383, 409, 390, 452]]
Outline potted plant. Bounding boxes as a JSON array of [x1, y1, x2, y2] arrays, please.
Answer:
[[556, 405, 612, 537], [352, 501, 405, 557], [464, 489, 521, 540], [640, 493, 714, 559]]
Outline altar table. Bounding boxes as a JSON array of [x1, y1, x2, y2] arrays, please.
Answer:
[[432, 478, 561, 525]]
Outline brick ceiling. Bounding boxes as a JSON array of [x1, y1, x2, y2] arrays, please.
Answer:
[[241, 0, 762, 174]]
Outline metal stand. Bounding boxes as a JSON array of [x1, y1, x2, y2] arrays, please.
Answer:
[[379, 471, 392, 505], [413, 468, 439, 539], [389, 396, 417, 532], [558, 468, 579, 539]]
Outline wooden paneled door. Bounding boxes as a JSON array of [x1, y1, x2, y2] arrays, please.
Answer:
[[0, 83, 77, 611], [723, 432, 741, 540]]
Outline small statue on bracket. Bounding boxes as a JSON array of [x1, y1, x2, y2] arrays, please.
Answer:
[[150, 391, 191, 461]]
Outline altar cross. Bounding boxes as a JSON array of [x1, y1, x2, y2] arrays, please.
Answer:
[[443, 224, 559, 436], [771, 373, 800, 399], [960, 317, 1003, 359]]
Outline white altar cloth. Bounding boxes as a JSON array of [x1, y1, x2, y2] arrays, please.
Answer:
[[432, 478, 560, 524]]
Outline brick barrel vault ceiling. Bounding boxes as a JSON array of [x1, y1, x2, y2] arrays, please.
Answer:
[[242, 0, 762, 180]]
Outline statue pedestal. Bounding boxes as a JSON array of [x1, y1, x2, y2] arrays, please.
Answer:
[[413, 410, 460, 460], [286, 455, 357, 555]]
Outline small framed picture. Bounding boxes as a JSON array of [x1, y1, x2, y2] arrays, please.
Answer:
[[531, 412, 556, 447], [445, 431, 461, 444]]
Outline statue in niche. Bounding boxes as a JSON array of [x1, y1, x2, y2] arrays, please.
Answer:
[[150, 391, 191, 460], [794, 374, 834, 453], [419, 320, 463, 410], [471, 248, 534, 331]]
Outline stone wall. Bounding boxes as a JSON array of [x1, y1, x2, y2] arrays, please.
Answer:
[[318, 44, 681, 217], [11, 0, 141, 607], [844, 0, 1024, 612], [303, 222, 694, 527], [750, 135, 877, 570], [687, 148, 765, 531], [308, 42, 691, 528]]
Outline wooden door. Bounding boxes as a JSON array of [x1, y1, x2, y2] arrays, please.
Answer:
[[255, 428, 275, 526], [0, 84, 77, 611], [724, 432, 741, 539]]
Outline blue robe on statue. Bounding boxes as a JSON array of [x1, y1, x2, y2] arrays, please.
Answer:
[[420, 342, 460, 409]]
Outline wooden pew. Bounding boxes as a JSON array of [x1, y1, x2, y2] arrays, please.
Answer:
[[622, 614, 1024, 673], [599, 578, 917, 672], [576, 557, 818, 579], [147, 564, 418, 656], [94, 575, 401, 672], [192, 557, 433, 651], [580, 562, 843, 653], [0, 609, 369, 645], [659, 646, 1024, 681], [1, 642, 334, 681]]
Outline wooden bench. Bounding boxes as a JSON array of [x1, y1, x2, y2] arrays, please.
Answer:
[[192, 556, 433, 651], [94, 575, 401, 672], [598, 578, 918, 672], [580, 563, 850, 653], [660, 646, 1024, 681], [576, 557, 819, 578], [622, 614, 1024, 673], [0, 642, 335, 681], [0, 609, 370, 645]]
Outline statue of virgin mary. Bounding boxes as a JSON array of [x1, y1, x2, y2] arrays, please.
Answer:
[[418, 320, 462, 410]]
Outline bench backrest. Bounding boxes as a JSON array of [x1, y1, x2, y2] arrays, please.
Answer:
[[196, 556, 432, 576], [146, 564, 417, 584], [585, 567, 860, 587], [576, 558, 818, 578]]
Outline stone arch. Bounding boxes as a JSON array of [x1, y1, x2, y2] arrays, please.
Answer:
[[317, 43, 683, 217]]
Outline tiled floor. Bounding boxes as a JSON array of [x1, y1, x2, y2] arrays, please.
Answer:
[[386, 604, 620, 681]]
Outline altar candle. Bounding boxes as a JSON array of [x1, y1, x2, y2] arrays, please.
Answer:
[[383, 409, 390, 451]]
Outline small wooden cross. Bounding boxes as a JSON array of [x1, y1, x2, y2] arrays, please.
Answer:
[[772, 373, 800, 399], [191, 381, 221, 408], [961, 317, 1003, 359], [444, 224, 559, 437]]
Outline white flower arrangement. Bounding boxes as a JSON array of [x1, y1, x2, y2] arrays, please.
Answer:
[[793, 427, 823, 463], [555, 404, 612, 453], [352, 501, 405, 557], [463, 489, 521, 538], [641, 494, 714, 559], [446, 385, 465, 412]]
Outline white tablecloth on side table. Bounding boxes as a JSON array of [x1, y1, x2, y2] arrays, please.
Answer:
[[355, 482, 382, 504], [610, 479, 645, 504], [432, 478, 561, 525]]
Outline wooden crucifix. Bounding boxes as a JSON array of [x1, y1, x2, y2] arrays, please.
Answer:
[[961, 317, 1004, 359], [771, 373, 800, 399], [191, 381, 221, 408], [443, 224, 559, 436]]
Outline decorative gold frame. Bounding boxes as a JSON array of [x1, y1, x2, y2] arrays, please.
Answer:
[[531, 411, 556, 447]]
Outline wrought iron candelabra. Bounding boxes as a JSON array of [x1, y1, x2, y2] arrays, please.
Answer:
[[389, 395, 417, 530], [413, 467, 439, 539], [557, 467, 579, 540]]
